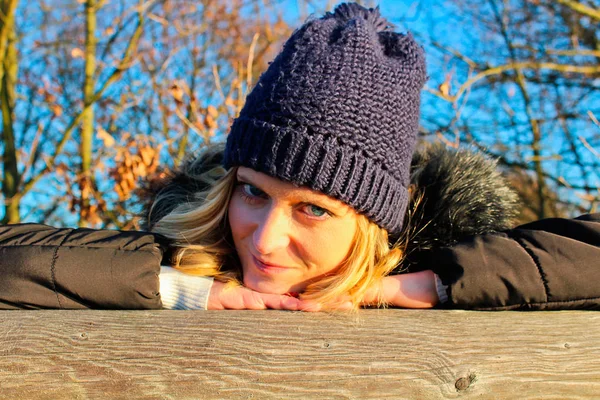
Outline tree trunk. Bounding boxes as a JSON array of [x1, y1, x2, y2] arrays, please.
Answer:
[[79, 0, 97, 227], [0, 0, 19, 224]]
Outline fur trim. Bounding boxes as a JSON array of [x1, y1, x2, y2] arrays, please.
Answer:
[[400, 143, 519, 270]]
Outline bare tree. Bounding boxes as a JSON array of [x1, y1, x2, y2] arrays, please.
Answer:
[[96, 0, 293, 229], [0, 0, 292, 227], [420, 0, 600, 221], [1, 1, 152, 226]]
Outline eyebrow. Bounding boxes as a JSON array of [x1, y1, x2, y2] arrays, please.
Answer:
[[236, 170, 346, 212]]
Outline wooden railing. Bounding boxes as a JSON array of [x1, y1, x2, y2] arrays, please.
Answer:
[[1, 310, 599, 399]]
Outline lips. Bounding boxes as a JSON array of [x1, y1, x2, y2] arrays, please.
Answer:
[[252, 255, 292, 274]]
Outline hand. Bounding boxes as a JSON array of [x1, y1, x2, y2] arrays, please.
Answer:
[[362, 270, 439, 309], [285, 270, 439, 311], [208, 280, 321, 311]]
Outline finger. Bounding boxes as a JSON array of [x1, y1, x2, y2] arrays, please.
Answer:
[[331, 295, 353, 311], [332, 300, 353, 311], [242, 290, 268, 310], [298, 300, 322, 312], [215, 285, 264, 310], [362, 281, 386, 306], [309, 298, 353, 311], [261, 293, 303, 311]]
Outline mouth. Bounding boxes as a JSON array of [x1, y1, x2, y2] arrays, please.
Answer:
[[252, 255, 293, 274]]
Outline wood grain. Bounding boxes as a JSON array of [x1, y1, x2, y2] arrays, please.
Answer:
[[0, 310, 598, 399]]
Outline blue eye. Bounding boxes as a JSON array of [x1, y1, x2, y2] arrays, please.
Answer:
[[242, 183, 266, 198], [238, 181, 331, 219], [306, 205, 327, 217]]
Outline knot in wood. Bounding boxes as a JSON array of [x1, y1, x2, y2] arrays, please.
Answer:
[[455, 374, 475, 391]]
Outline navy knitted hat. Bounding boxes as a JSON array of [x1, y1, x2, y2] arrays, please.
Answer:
[[224, 2, 427, 234]]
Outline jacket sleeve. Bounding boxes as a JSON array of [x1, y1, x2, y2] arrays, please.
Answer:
[[428, 214, 600, 310], [0, 223, 164, 309]]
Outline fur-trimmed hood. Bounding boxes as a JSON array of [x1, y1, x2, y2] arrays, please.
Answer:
[[402, 143, 518, 269], [141, 143, 519, 265]]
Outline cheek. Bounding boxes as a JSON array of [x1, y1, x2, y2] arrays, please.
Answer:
[[300, 220, 357, 274], [228, 195, 252, 240]]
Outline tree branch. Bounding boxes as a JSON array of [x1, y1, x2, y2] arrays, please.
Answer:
[[18, 3, 147, 201], [455, 61, 600, 100], [556, 0, 600, 22]]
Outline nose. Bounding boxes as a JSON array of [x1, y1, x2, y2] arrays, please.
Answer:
[[252, 206, 291, 255]]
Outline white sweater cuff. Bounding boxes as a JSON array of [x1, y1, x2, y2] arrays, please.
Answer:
[[159, 266, 214, 310], [434, 273, 449, 304]]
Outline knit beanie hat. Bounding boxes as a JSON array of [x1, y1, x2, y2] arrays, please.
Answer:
[[224, 2, 427, 234]]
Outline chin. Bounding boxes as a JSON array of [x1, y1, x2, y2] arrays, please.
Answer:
[[243, 274, 291, 295]]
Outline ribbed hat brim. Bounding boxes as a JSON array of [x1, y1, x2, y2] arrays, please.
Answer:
[[224, 116, 408, 234]]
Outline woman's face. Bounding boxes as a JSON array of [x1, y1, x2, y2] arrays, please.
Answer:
[[228, 167, 359, 294]]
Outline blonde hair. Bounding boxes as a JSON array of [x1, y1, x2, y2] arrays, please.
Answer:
[[151, 148, 404, 309]]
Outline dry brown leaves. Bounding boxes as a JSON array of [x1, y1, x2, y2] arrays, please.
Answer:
[[109, 136, 161, 202], [55, 162, 107, 226]]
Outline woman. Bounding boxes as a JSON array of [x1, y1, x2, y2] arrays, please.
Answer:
[[150, 1, 441, 310], [1, 3, 598, 310]]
